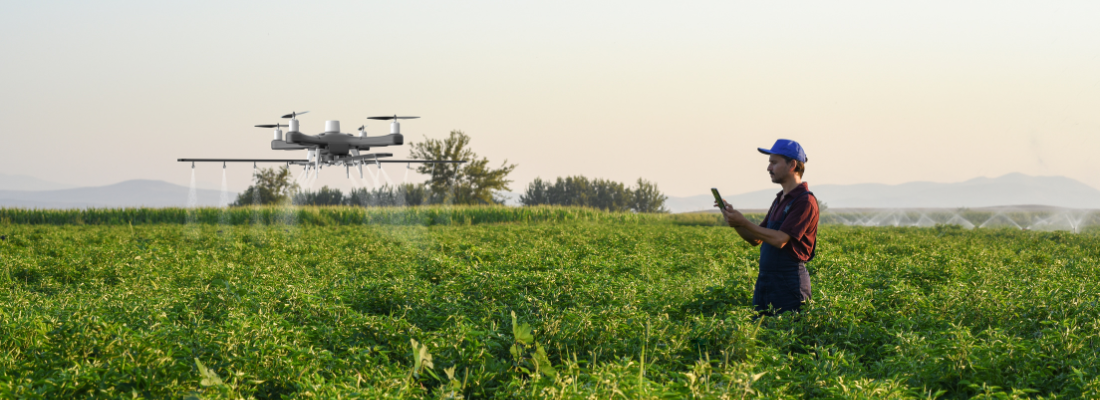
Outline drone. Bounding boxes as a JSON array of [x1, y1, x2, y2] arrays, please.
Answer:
[[178, 111, 463, 179]]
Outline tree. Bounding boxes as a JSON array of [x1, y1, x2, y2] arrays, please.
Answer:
[[630, 178, 668, 213], [346, 183, 430, 207], [523, 176, 632, 211], [592, 178, 632, 212], [233, 166, 299, 206], [520, 175, 667, 213], [409, 130, 517, 205], [520, 178, 550, 206], [546, 176, 594, 207], [293, 186, 344, 206]]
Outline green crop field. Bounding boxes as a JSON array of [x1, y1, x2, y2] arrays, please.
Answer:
[[1, 206, 1098, 399]]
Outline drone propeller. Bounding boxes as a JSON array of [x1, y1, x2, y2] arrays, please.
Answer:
[[281, 111, 310, 119], [255, 124, 289, 128], [369, 115, 418, 134], [367, 115, 419, 120]]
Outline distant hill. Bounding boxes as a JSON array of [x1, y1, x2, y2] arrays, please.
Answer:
[[667, 173, 1100, 213], [0, 173, 76, 191], [0, 180, 231, 208]]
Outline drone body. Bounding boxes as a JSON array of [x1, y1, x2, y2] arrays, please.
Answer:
[[179, 111, 462, 177]]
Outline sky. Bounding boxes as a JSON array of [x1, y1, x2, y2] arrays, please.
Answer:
[[2, 1, 1098, 197]]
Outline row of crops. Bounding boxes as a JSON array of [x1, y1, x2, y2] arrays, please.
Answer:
[[0, 206, 671, 226], [1, 207, 1098, 398], [2, 205, 1095, 233]]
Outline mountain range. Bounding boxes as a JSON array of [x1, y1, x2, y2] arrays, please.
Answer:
[[0, 179, 229, 208], [665, 173, 1100, 213], [0, 173, 77, 191], [0, 173, 1096, 211]]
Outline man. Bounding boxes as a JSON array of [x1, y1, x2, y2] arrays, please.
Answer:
[[718, 139, 819, 315]]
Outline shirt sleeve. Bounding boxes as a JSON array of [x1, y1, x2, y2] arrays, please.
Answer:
[[778, 195, 818, 243]]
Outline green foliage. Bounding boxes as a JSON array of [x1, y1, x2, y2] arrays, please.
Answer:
[[410, 130, 517, 205], [520, 176, 631, 212], [509, 311, 557, 379], [195, 359, 223, 387], [665, 211, 767, 227], [520, 176, 669, 213], [291, 184, 444, 207], [292, 185, 346, 206], [233, 166, 298, 206], [0, 205, 694, 227], [631, 178, 668, 213], [346, 183, 432, 207], [0, 212, 1098, 398], [409, 339, 435, 380]]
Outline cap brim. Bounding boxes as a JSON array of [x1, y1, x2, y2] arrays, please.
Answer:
[[757, 147, 774, 155]]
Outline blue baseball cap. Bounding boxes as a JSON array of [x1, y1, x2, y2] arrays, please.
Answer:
[[758, 139, 807, 163]]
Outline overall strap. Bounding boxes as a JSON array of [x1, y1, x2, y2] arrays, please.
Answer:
[[765, 196, 780, 222]]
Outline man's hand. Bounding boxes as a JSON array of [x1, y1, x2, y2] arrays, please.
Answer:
[[714, 200, 751, 227], [715, 200, 769, 246]]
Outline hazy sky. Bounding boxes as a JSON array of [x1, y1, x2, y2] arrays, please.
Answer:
[[2, 1, 1098, 197]]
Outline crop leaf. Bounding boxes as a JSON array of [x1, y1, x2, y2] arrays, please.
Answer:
[[410, 339, 433, 378], [509, 344, 521, 360], [194, 358, 223, 387], [533, 343, 557, 378], [511, 311, 533, 345]]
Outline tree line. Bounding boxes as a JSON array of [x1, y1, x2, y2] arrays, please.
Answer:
[[233, 130, 668, 213], [290, 184, 435, 207], [519, 176, 667, 213]]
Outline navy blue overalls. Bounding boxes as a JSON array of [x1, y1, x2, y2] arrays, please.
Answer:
[[753, 191, 816, 314]]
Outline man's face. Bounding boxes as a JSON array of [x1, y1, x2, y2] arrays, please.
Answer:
[[767, 154, 791, 183]]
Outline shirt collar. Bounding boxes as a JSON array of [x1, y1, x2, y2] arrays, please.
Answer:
[[776, 182, 809, 201]]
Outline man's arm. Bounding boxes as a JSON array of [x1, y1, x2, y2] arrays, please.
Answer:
[[720, 204, 791, 248], [732, 224, 763, 246], [734, 220, 791, 248], [716, 201, 763, 245]]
